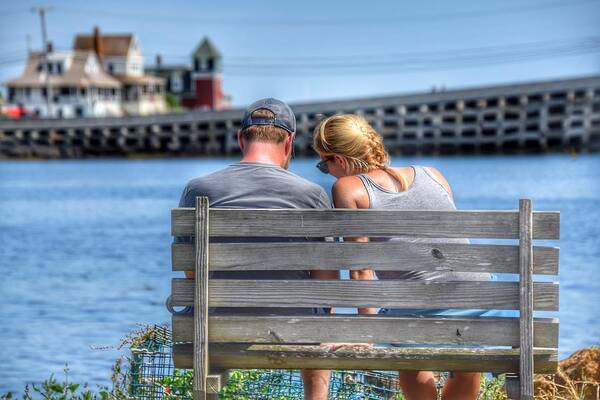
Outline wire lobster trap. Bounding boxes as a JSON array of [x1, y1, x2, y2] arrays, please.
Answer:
[[129, 325, 403, 399]]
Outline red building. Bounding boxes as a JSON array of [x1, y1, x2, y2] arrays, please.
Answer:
[[148, 38, 229, 110]]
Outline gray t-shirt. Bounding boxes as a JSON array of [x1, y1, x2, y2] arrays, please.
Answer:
[[180, 162, 331, 211], [178, 162, 331, 315]]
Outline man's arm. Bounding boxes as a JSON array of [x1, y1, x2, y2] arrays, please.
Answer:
[[178, 184, 196, 279]]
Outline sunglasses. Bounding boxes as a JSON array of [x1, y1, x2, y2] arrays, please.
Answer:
[[316, 159, 329, 174]]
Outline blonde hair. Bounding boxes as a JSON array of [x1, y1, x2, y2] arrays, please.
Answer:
[[313, 114, 408, 190]]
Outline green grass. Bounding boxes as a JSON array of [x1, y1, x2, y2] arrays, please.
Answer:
[[3, 367, 511, 400]]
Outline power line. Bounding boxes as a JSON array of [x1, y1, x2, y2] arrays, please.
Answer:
[[0, 8, 31, 17], [150, 37, 600, 68], [0, 48, 29, 57], [0, 56, 29, 65], [223, 43, 600, 70], [227, 38, 600, 65], [2, 37, 599, 72], [2, 26, 599, 78], [220, 45, 600, 76]]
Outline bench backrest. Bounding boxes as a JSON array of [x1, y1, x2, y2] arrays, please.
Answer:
[[170, 197, 559, 398]]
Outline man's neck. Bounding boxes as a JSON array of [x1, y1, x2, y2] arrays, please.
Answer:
[[239, 142, 288, 169]]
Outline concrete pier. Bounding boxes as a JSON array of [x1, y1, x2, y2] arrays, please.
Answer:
[[1, 75, 599, 158]]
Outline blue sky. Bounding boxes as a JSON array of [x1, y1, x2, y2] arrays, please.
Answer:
[[1, 0, 599, 106]]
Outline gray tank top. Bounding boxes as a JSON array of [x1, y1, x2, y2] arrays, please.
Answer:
[[357, 166, 490, 282]]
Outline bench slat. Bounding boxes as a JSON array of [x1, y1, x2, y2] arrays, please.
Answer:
[[171, 208, 560, 239], [172, 343, 558, 374], [172, 315, 558, 348], [172, 242, 559, 275], [171, 279, 559, 311]]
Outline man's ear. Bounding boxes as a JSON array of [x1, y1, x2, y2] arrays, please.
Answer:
[[284, 133, 295, 156], [237, 130, 245, 152]]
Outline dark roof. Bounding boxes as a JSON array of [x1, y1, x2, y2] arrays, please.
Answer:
[[74, 34, 134, 57], [192, 37, 221, 58], [146, 64, 190, 73]]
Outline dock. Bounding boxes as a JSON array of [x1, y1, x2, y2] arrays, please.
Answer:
[[1, 75, 599, 158]]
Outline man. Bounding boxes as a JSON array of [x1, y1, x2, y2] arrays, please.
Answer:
[[178, 98, 336, 400]]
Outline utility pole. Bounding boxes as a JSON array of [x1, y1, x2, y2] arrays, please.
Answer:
[[31, 6, 53, 117]]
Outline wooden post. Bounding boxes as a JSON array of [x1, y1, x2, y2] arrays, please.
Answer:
[[504, 374, 520, 400], [194, 197, 210, 400], [519, 199, 534, 399]]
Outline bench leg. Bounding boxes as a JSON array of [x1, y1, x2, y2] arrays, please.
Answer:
[[193, 370, 229, 400], [504, 374, 520, 400], [207, 369, 229, 393]]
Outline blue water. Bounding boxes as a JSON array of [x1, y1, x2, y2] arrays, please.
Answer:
[[0, 155, 599, 394]]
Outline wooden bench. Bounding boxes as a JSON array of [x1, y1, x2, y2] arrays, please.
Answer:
[[169, 197, 560, 400]]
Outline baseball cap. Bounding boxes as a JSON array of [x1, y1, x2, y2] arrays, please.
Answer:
[[240, 98, 296, 134]]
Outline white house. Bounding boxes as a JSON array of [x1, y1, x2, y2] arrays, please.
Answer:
[[5, 48, 122, 118], [74, 27, 166, 115]]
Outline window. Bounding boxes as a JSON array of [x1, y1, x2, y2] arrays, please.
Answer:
[[108, 63, 114, 73], [56, 63, 63, 74], [207, 58, 214, 71], [194, 58, 200, 71], [25, 88, 31, 97], [171, 72, 182, 92], [8, 88, 15, 102]]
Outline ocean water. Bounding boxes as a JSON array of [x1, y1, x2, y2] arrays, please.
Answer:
[[0, 154, 599, 393]]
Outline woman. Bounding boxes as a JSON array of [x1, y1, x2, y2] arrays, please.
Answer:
[[313, 114, 488, 400]]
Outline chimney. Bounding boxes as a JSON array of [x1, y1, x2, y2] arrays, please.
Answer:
[[155, 54, 162, 68], [46, 41, 53, 53], [93, 26, 104, 63]]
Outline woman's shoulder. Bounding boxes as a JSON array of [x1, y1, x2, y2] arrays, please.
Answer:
[[418, 166, 453, 196], [332, 175, 370, 208], [332, 175, 365, 195]]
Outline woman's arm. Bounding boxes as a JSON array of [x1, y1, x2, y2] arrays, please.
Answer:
[[332, 177, 377, 315]]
